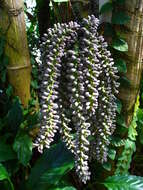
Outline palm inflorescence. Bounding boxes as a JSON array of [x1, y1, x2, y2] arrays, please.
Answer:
[[34, 15, 119, 184]]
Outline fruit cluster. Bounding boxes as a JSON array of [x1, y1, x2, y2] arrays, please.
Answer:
[[34, 15, 119, 184]]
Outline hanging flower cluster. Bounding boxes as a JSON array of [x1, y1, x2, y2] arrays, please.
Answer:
[[34, 15, 119, 184]]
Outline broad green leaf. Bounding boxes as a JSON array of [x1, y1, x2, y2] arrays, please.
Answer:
[[41, 162, 74, 185], [103, 162, 112, 171], [100, 2, 113, 14], [26, 142, 74, 190], [0, 164, 9, 181], [115, 59, 127, 73], [0, 164, 14, 190], [6, 85, 13, 98], [112, 12, 130, 25], [112, 38, 128, 52], [108, 149, 116, 160], [0, 142, 16, 162], [13, 134, 33, 166], [103, 175, 143, 190], [31, 80, 38, 89], [125, 139, 136, 151]]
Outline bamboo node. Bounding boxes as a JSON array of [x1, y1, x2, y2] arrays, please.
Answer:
[[7, 65, 30, 71], [8, 7, 23, 17]]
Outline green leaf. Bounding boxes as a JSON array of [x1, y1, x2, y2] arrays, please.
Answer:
[[116, 115, 128, 136], [26, 142, 74, 190], [115, 139, 136, 175], [13, 134, 33, 166], [128, 125, 137, 141], [6, 85, 13, 98], [112, 12, 130, 25], [103, 175, 143, 190], [116, 114, 126, 127], [112, 38, 128, 52], [115, 59, 127, 73], [53, 187, 76, 190], [41, 162, 74, 185], [0, 164, 14, 190], [3, 98, 23, 131], [108, 149, 116, 160], [141, 92, 143, 102], [110, 137, 126, 147], [0, 142, 16, 162], [103, 162, 112, 171], [119, 76, 131, 87], [137, 109, 143, 144], [137, 108, 143, 122], [125, 139, 136, 151], [1, 70, 6, 82], [0, 164, 9, 181], [137, 125, 143, 144], [116, 126, 128, 136], [116, 99, 122, 114], [100, 2, 113, 14], [2, 55, 9, 67], [31, 80, 38, 89]]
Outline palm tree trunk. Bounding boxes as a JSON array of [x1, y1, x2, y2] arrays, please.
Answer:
[[99, 0, 143, 126], [0, 0, 31, 107], [36, 0, 51, 37], [119, 0, 143, 125]]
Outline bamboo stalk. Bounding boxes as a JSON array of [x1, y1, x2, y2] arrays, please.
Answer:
[[0, 0, 31, 107]]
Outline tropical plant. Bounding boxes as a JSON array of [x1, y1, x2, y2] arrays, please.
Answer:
[[0, 0, 143, 190], [34, 15, 119, 183]]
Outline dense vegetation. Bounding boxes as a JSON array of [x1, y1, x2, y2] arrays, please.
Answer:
[[0, 0, 143, 190]]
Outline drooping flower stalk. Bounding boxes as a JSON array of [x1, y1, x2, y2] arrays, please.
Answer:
[[34, 15, 119, 184], [92, 35, 119, 163]]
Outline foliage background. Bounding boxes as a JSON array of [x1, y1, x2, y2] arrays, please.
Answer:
[[0, 0, 143, 189]]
